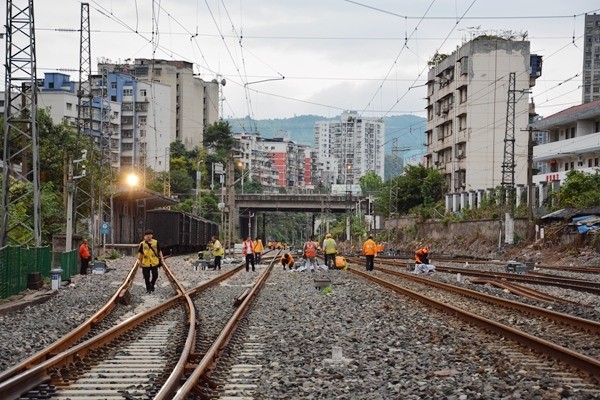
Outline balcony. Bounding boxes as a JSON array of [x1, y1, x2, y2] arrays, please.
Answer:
[[533, 131, 600, 162]]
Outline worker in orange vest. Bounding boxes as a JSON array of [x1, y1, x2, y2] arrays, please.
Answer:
[[362, 235, 377, 271]]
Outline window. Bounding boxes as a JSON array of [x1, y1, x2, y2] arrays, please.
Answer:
[[565, 162, 569, 171], [138, 116, 146, 125], [459, 86, 467, 103], [140, 89, 147, 97], [111, 82, 117, 89], [123, 88, 133, 96], [66, 103, 72, 111], [458, 114, 467, 131]]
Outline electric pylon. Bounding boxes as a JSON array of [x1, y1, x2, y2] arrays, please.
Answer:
[[501, 72, 516, 216], [75, 2, 96, 256], [1, 0, 41, 246]]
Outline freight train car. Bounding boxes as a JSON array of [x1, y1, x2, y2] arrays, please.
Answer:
[[145, 210, 218, 254]]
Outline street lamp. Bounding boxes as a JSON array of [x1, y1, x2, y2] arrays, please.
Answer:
[[126, 172, 139, 188]]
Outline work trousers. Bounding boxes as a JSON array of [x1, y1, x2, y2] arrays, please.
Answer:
[[80, 257, 90, 275], [214, 255, 222, 270], [365, 255, 375, 271], [142, 266, 159, 292], [245, 254, 255, 271], [324, 253, 336, 269]]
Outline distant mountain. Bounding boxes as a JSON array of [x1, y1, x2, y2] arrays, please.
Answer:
[[227, 114, 426, 180]]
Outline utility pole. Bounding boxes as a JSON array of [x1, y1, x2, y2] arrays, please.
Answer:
[[1, 0, 41, 246], [227, 152, 236, 255], [501, 72, 516, 245], [526, 126, 534, 222]]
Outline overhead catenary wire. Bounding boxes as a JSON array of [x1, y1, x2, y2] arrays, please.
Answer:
[[19, 1, 596, 129]]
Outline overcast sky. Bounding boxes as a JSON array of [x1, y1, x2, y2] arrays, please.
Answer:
[[2, 1, 599, 120]]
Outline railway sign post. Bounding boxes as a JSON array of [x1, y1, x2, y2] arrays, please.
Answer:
[[100, 222, 110, 258]]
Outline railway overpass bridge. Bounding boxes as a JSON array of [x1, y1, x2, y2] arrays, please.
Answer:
[[235, 193, 362, 213], [232, 193, 371, 240]]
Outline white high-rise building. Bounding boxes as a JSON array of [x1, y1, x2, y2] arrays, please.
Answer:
[[314, 111, 384, 186], [99, 59, 220, 150], [583, 13, 600, 103], [425, 36, 541, 193]]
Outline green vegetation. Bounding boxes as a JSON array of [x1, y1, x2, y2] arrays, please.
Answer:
[[376, 164, 446, 217], [548, 170, 600, 209]]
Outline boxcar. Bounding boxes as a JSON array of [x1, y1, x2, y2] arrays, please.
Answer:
[[145, 210, 219, 254]]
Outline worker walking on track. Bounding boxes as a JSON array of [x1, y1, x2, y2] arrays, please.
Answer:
[[138, 229, 165, 294], [303, 236, 318, 271], [322, 233, 337, 270], [211, 235, 224, 270], [362, 235, 377, 271], [254, 238, 264, 264], [243, 236, 255, 272]]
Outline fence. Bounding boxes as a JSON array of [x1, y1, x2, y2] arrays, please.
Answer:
[[0, 246, 77, 300]]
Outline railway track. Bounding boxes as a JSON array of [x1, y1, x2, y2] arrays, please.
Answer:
[[383, 255, 600, 274], [372, 256, 600, 295], [1, 250, 598, 398], [0, 252, 256, 399], [343, 257, 600, 382]]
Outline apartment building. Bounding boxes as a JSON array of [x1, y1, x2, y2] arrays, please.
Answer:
[[531, 99, 600, 185], [37, 73, 122, 168], [98, 59, 219, 150], [425, 36, 542, 194], [234, 132, 314, 191], [314, 111, 385, 186], [90, 71, 171, 173], [583, 13, 600, 103]]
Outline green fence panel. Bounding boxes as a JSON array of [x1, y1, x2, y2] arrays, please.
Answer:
[[0, 246, 52, 300], [21, 246, 51, 292], [0, 246, 75, 300], [60, 250, 77, 279], [0, 246, 23, 299]]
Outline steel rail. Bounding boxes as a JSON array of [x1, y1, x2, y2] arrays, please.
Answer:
[[377, 255, 600, 273], [153, 262, 246, 399], [374, 266, 600, 334], [469, 278, 591, 306], [0, 261, 245, 399], [170, 250, 282, 399], [434, 265, 600, 294], [0, 294, 183, 399], [0, 259, 141, 385], [370, 256, 600, 294], [349, 267, 600, 379]]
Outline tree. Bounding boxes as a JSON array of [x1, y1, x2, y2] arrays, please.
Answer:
[[377, 165, 446, 216], [244, 178, 263, 194], [359, 172, 382, 195], [551, 170, 600, 209], [203, 121, 235, 158]]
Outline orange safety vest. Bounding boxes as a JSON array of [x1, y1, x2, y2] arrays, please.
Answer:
[[304, 241, 317, 257], [362, 239, 377, 256]]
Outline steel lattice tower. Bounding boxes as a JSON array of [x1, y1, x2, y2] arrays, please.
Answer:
[[1, 0, 41, 246], [501, 72, 517, 217], [75, 2, 96, 254]]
